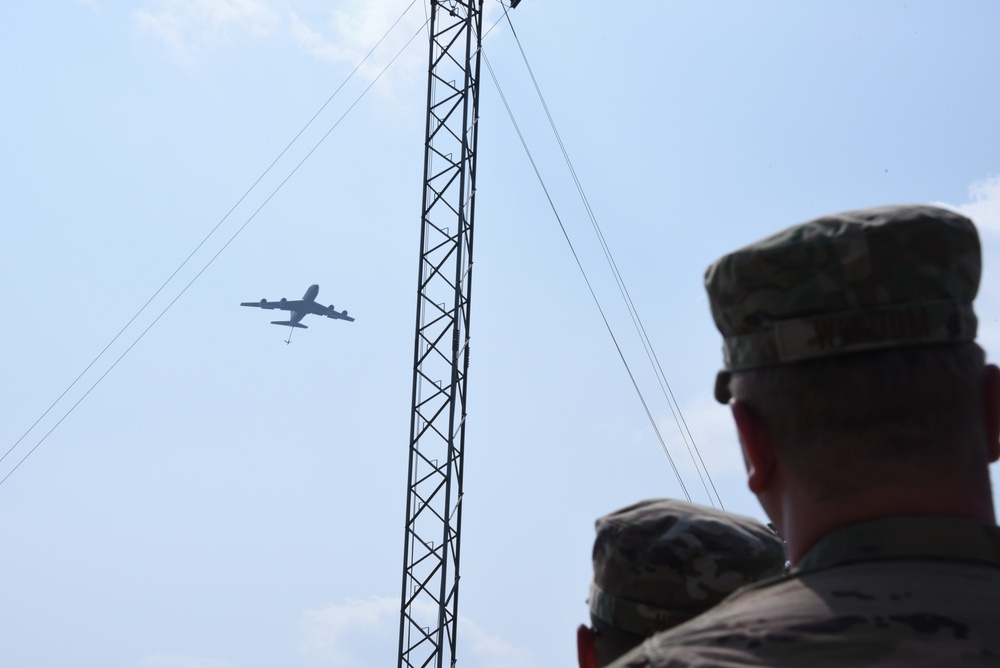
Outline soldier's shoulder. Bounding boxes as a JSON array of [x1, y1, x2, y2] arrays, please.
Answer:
[[607, 560, 1000, 668]]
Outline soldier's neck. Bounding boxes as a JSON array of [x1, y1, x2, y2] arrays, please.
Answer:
[[779, 480, 997, 566]]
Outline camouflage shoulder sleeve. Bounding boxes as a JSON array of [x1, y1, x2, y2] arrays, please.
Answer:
[[607, 557, 1000, 668]]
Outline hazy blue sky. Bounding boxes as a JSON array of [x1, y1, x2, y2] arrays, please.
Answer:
[[3, 2, 1000, 667]]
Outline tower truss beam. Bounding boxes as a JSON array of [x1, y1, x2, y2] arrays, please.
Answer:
[[398, 2, 483, 668]]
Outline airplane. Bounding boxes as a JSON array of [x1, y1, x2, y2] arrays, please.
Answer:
[[241, 284, 354, 343]]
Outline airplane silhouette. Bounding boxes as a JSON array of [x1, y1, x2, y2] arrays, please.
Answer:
[[241, 284, 354, 343]]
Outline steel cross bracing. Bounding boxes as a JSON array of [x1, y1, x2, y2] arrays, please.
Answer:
[[398, 2, 483, 668]]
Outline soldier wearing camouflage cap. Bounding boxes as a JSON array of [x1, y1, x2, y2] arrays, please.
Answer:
[[577, 499, 785, 668], [610, 205, 1000, 668]]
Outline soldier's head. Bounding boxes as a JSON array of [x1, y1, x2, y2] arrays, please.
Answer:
[[577, 499, 786, 668], [704, 205, 1000, 526]]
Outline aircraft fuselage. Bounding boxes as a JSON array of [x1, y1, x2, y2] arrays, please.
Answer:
[[289, 284, 321, 324]]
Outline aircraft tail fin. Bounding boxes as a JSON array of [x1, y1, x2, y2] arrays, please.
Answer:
[[271, 321, 308, 329]]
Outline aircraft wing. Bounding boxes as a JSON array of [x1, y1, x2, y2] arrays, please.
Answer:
[[240, 299, 305, 311], [327, 309, 355, 322], [303, 301, 355, 322]]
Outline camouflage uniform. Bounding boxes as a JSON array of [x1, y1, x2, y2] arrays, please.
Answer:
[[612, 515, 1000, 666], [610, 205, 1000, 667], [706, 204, 980, 403], [589, 499, 786, 638]]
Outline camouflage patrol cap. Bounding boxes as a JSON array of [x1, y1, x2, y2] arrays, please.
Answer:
[[588, 499, 785, 637], [705, 204, 981, 403]]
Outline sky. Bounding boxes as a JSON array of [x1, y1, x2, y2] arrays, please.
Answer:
[[2, 1, 1000, 667]]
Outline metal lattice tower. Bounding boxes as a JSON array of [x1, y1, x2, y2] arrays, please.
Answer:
[[398, 1, 483, 667]]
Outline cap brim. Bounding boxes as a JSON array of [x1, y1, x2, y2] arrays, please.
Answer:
[[714, 370, 732, 404]]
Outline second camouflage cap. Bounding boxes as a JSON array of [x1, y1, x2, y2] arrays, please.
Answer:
[[704, 204, 981, 403], [589, 499, 785, 637]]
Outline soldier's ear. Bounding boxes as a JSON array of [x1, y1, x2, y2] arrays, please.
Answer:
[[985, 364, 1000, 463], [731, 399, 775, 495], [576, 624, 598, 668]]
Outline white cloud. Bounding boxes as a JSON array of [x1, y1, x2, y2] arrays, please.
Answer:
[[932, 174, 1000, 236], [293, 2, 421, 64], [130, 0, 432, 108], [933, 174, 1000, 357], [660, 391, 742, 478], [299, 596, 398, 667], [461, 616, 536, 668], [131, 0, 425, 72], [298, 596, 534, 668], [655, 391, 767, 520], [137, 654, 234, 668], [133, 0, 508, 84], [133, 0, 279, 65], [287, 1, 434, 108]]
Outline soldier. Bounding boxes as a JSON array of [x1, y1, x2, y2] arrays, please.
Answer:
[[578, 499, 785, 667], [611, 205, 1000, 667]]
